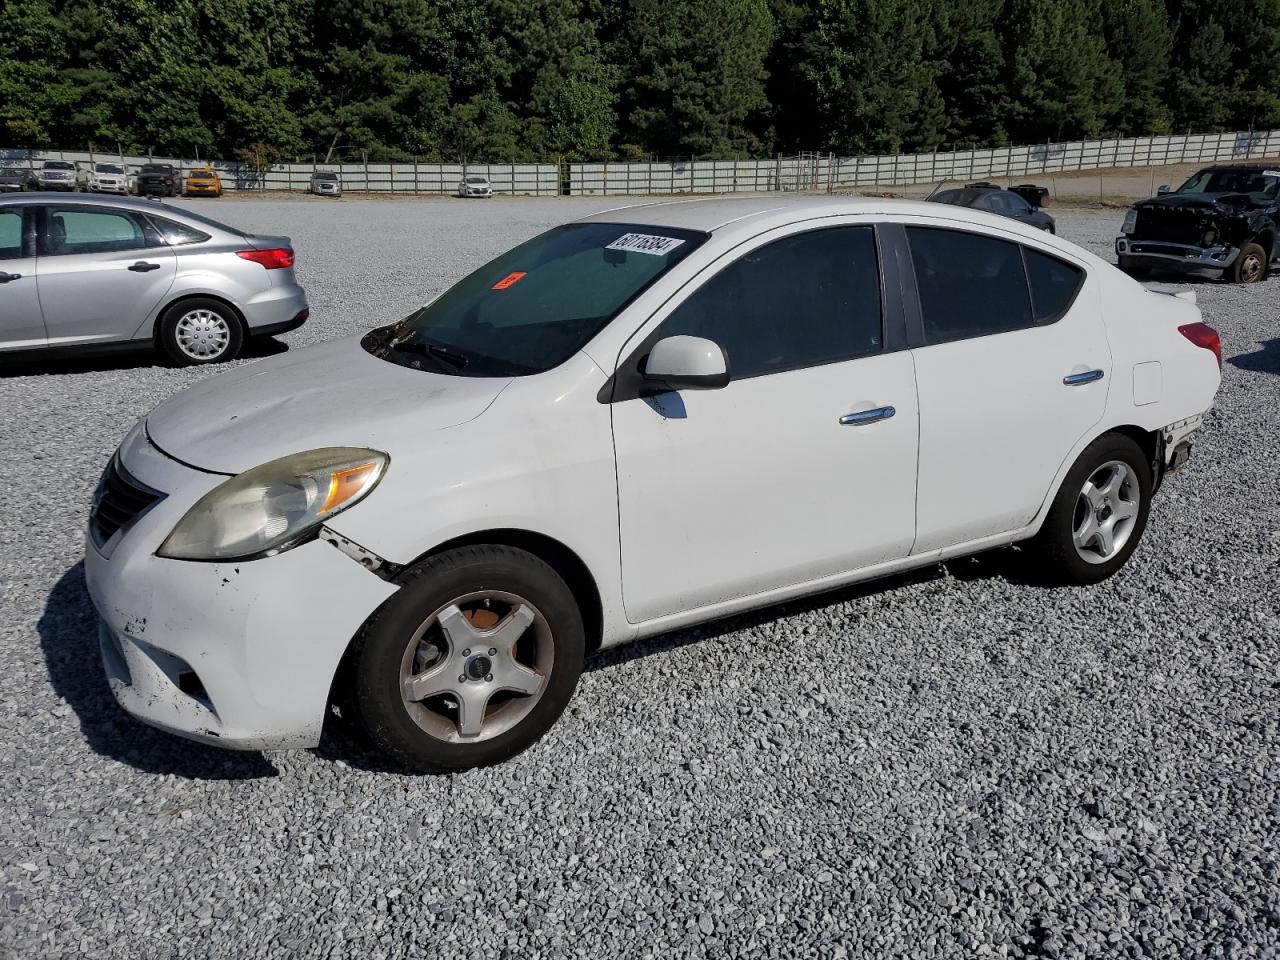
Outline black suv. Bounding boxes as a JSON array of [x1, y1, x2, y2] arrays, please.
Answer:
[[1116, 164, 1279, 283], [135, 163, 180, 197]]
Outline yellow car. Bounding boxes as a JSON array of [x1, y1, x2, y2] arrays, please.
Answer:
[[183, 167, 223, 198]]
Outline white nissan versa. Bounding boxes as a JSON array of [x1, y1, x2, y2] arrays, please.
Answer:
[[85, 198, 1222, 772]]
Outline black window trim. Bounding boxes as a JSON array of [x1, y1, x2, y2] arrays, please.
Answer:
[[602, 221, 901, 403], [899, 223, 1087, 349]]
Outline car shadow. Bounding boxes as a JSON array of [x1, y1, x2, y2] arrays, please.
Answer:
[[1229, 339, 1280, 375], [0, 336, 289, 377], [37, 563, 277, 780]]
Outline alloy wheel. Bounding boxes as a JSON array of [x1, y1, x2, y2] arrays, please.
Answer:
[[1072, 460, 1140, 564]]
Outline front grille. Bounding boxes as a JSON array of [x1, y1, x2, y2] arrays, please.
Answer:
[[90, 457, 165, 547], [1133, 208, 1209, 245]]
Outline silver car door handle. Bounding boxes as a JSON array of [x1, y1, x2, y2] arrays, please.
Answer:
[[1063, 369, 1105, 386], [840, 405, 896, 426], [128, 261, 161, 273]]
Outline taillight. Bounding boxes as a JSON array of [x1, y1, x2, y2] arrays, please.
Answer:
[[236, 248, 294, 270], [1178, 322, 1221, 368]]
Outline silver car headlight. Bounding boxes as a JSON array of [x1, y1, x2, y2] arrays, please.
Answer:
[[158, 448, 388, 561], [1121, 207, 1137, 234]]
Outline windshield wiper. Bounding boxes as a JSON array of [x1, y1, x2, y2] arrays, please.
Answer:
[[391, 339, 470, 369]]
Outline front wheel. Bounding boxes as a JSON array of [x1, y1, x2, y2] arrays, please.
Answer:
[[1230, 242, 1268, 284], [350, 545, 585, 773], [158, 298, 243, 365], [1028, 433, 1152, 586]]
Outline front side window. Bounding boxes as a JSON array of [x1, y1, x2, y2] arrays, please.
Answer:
[[0, 210, 23, 260], [907, 227, 1033, 344], [44, 208, 146, 256], [364, 222, 705, 377], [657, 226, 883, 380], [1178, 169, 1280, 199]]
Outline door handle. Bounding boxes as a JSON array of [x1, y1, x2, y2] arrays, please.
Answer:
[[0, 272, 20, 283], [1063, 369, 1105, 386], [840, 405, 896, 426], [128, 261, 161, 272]]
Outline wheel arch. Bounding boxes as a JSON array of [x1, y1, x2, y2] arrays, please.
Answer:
[[151, 292, 248, 345], [398, 528, 604, 655]]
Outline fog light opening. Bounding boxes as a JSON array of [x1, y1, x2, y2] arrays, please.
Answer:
[[177, 670, 210, 705]]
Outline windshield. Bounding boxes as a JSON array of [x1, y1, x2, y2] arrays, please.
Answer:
[[1178, 169, 1280, 199], [141, 165, 170, 173], [95, 163, 125, 174], [364, 222, 706, 377], [44, 161, 74, 170], [189, 169, 216, 178], [313, 172, 337, 180], [465, 177, 488, 184]]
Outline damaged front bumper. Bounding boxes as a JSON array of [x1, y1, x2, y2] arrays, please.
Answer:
[[84, 423, 397, 750], [1116, 237, 1239, 278]]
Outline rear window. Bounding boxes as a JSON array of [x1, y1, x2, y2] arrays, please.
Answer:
[[365, 222, 705, 377]]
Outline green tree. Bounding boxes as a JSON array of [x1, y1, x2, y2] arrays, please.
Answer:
[[1167, 0, 1280, 131], [1100, 0, 1173, 135]]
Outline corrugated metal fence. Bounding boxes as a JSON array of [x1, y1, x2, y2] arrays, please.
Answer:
[[4, 129, 1277, 197]]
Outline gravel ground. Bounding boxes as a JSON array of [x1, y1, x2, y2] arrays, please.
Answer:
[[2, 200, 1278, 959]]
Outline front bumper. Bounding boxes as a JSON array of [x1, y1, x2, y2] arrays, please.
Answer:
[[38, 180, 75, 190], [185, 183, 220, 194], [84, 424, 397, 750], [90, 181, 128, 194], [1116, 237, 1239, 278]]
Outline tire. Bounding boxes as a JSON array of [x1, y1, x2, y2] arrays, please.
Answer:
[[1028, 432, 1153, 586], [1230, 242, 1268, 284], [157, 297, 243, 365], [350, 545, 585, 773]]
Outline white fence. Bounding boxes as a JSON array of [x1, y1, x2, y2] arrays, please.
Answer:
[[3, 128, 1277, 196]]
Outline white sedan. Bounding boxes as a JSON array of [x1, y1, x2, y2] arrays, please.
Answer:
[[85, 198, 1221, 772]]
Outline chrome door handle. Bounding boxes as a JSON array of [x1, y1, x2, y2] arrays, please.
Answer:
[[128, 261, 161, 272], [1063, 369, 1105, 386], [840, 405, 896, 426]]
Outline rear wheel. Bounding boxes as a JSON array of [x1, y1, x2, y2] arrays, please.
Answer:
[[1230, 242, 1268, 284], [158, 298, 243, 365], [350, 545, 585, 773], [1028, 433, 1152, 586]]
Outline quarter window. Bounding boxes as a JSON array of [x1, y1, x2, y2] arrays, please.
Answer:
[[0, 211, 23, 260], [44, 208, 147, 256], [658, 226, 883, 380], [1024, 248, 1084, 323], [149, 216, 210, 246], [907, 227, 1034, 344]]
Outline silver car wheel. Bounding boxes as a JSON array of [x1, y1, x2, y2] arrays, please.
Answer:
[[399, 590, 552, 744], [174, 309, 232, 360], [1072, 460, 1140, 564]]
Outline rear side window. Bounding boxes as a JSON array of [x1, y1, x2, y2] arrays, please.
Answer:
[[1024, 248, 1084, 323], [907, 227, 1033, 344], [44, 208, 147, 256], [658, 226, 883, 380], [149, 216, 210, 246], [0, 210, 22, 260]]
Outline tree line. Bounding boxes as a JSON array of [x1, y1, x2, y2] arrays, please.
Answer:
[[2, 0, 1278, 164]]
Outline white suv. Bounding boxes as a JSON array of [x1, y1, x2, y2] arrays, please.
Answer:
[[85, 198, 1221, 773], [76, 161, 130, 195]]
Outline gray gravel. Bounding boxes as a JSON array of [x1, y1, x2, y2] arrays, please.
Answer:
[[2, 199, 1278, 959]]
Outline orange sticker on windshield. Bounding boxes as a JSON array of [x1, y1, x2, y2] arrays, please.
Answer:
[[492, 271, 527, 290]]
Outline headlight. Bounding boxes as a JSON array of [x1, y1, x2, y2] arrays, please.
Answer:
[[158, 447, 387, 561], [1121, 208, 1137, 234]]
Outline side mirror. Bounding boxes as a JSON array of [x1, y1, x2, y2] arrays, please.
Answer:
[[642, 335, 729, 392], [1157, 184, 1171, 195]]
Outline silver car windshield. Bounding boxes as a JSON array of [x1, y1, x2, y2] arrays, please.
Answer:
[[363, 222, 706, 377]]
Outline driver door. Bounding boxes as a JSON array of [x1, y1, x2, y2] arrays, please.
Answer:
[[610, 223, 919, 623]]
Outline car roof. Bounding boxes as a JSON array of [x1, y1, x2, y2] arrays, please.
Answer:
[[574, 195, 1012, 233]]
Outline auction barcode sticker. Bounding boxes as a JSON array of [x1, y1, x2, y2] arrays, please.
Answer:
[[606, 233, 686, 256]]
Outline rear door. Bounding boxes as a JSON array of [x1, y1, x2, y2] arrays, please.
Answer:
[[0, 205, 46, 349], [901, 222, 1109, 552], [34, 204, 175, 347]]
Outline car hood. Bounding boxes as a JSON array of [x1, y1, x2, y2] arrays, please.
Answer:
[[146, 336, 511, 474], [1137, 192, 1259, 213]]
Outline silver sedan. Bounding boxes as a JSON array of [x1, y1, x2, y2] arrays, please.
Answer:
[[0, 193, 308, 365]]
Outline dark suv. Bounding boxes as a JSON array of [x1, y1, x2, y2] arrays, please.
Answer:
[[1116, 165, 1279, 283], [135, 163, 180, 197]]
